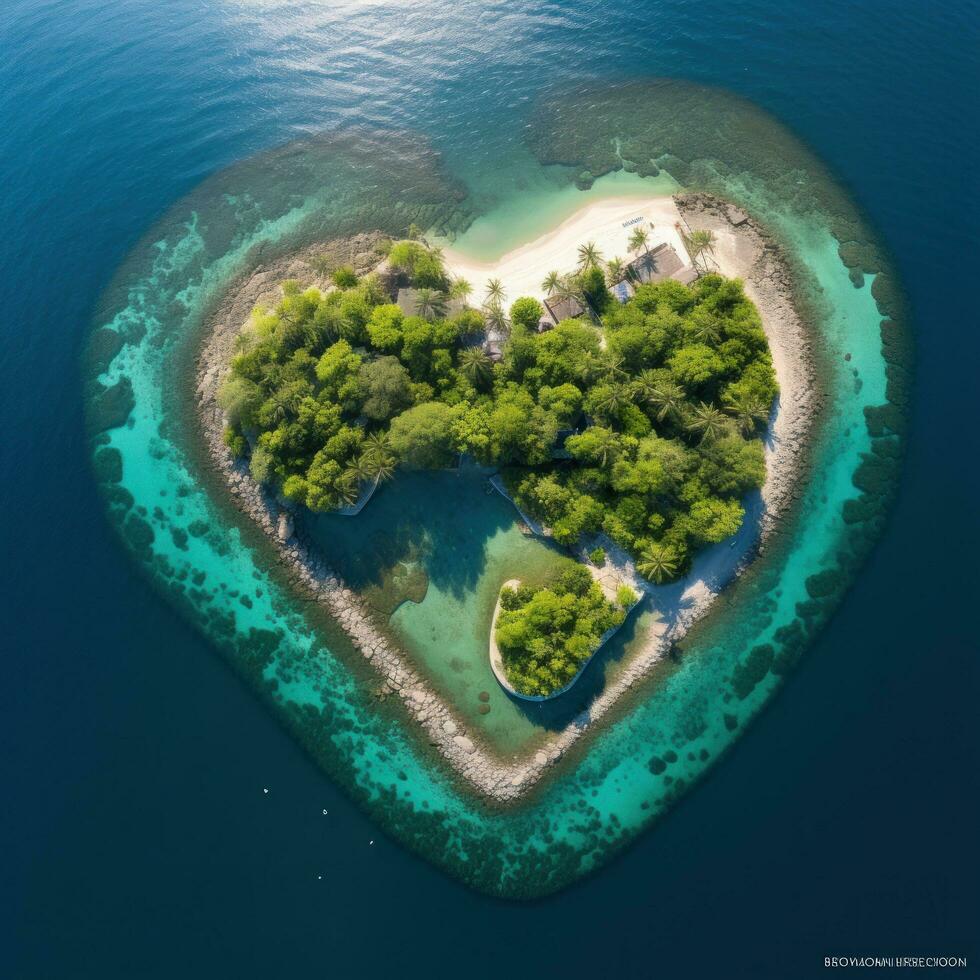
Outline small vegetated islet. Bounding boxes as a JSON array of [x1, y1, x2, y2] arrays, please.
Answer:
[[221, 238, 777, 590], [496, 560, 636, 697]]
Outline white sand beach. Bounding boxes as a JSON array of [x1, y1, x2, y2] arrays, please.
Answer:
[[442, 196, 691, 303]]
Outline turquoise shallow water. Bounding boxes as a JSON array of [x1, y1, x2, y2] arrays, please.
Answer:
[[305, 463, 661, 754], [437, 168, 681, 259], [85, 80, 904, 896]]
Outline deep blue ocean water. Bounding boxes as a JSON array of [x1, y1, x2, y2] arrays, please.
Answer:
[[2, 1, 977, 977]]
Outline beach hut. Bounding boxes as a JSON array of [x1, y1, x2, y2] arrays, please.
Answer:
[[626, 241, 685, 284], [544, 294, 587, 323], [672, 265, 699, 285]]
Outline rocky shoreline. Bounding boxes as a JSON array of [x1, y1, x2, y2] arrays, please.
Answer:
[[194, 197, 818, 804]]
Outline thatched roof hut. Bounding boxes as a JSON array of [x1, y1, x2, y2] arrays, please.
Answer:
[[544, 294, 587, 323], [626, 242, 682, 283]]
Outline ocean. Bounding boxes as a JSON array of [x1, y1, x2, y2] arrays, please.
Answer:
[[2, 0, 977, 976]]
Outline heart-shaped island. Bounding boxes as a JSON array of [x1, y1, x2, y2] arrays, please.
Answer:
[[86, 80, 909, 896]]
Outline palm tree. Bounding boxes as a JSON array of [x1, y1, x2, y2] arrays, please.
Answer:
[[363, 430, 392, 457], [541, 270, 562, 296], [362, 433, 398, 482], [724, 393, 770, 435], [635, 374, 686, 422], [637, 543, 679, 584], [348, 453, 375, 484], [630, 369, 657, 400], [269, 385, 302, 423], [277, 300, 299, 326], [449, 277, 472, 303], [686, 402, 728, 443], [578, 241, 603, 271], [233, 331, 254, 354], [485, 278, 505, 307], [279, 315, 309, 350], [553, 274, 586, 306], [688, 317, 721, 346], [483, 302, 509, 336], [334, 471, 361, 508], [458, 346, 493, 387], [577, 352, 607, 387], [414, 288, 446, 321], [365, 450, 397, 482], [594, 384, 631, 419], [687, 229, 716, 274], [590, 427, 620, 466], [604, 353, 628, 379], [628, 226, 650, 260], [308, 309, 340, 349], [605, 257, 626, 286]]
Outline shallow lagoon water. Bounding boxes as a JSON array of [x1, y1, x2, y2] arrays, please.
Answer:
[[306, 465, 575, 754], [83, 77, 908, 896]]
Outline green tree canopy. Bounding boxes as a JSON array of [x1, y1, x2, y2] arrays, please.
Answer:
[[388, 401, 456, 470], [495, 558, 628, 697], [359, 356, 414, 421]]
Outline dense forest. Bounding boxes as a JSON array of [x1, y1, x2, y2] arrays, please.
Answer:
[[220, 237, 777, 583]]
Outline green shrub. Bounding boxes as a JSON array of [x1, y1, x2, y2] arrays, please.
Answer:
[[223, 425, 247, 458], [388, 402, 455, 469], [331, 265, 358, 289], [616, 584, 638, 608], [510, 296, 544, 331]]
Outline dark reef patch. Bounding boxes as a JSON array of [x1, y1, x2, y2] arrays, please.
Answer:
[[92, 446, 123, 484], [86, 327, 126, 376], [731, 644, 775, 700], [87, 377, 134, 435]]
